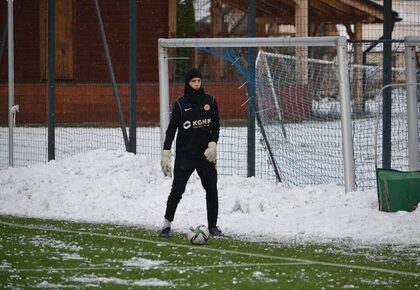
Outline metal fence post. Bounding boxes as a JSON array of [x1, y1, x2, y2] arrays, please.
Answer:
[[129, 0, 137, 154], [47, 0, 55, 161], [8, 0, 14, 166]]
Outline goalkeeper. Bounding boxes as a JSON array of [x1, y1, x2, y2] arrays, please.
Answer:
[[159, 68, 223, 238]]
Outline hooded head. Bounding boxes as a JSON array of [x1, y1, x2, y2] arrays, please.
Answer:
[[184, 68, 204, 102], [184, 68, 202, 87]]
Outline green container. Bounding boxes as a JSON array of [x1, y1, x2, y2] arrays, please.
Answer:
[[376, 168, 420, 212]]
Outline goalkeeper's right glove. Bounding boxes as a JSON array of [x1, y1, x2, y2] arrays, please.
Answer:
[[160, 150, 171, 177]]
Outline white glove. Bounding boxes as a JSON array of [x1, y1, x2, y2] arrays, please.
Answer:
[[160, 150, 171, 176], [204, 142, 217, 163]]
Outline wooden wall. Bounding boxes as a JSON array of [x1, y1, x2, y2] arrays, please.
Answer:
[[0, 0, 168, 82], [0, 1, 41, 82]]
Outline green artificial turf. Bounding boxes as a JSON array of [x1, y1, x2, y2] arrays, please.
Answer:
[[0, 215, 418, 289]]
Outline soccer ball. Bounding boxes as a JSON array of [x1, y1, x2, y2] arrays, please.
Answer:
[[186, 225, 210, 245]]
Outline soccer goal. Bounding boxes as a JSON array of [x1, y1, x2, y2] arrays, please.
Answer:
[[158, 36, 356, 193]]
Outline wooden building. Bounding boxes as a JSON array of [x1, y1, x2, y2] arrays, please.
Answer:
[[214, 0, 399, 38], [0, 0, 175, 82], [205, 0, 399, 77], [204, 0, 399, 112], [0, 0, 398, 124], [0, 0, 176, 124]]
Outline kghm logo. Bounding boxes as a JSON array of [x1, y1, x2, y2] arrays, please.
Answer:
[[183, 118, 211, 129], [192, 118, 211, 128], [183, 120, 191, 129]]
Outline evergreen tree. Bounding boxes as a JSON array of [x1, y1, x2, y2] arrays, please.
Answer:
[[176, 0, 196, 76], [176, 0, 195, 38]]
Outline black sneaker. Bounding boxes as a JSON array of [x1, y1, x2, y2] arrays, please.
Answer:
[[209, 226, 224, 237], [159, 227, 171, 238]]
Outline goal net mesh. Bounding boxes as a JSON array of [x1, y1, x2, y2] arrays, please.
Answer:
[[254, 42, 411, 190], [255, 51, 344, 187]]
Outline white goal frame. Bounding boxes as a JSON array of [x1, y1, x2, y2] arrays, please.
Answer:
[[158, 36, 355, 192], [405, 36, 420, 171]]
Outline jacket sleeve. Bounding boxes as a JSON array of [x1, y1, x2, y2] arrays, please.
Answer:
[[210, 98, 220, 143], [163, 101, 181, 150]]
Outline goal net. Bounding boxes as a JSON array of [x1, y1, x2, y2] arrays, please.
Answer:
[[255, 40, 419, 190], [255, 51, 345, 187], [158, 37, 356, 192]]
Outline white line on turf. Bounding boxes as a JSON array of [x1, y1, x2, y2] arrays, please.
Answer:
[[1, 220, 418, 277], [0, 262, 310, 273]]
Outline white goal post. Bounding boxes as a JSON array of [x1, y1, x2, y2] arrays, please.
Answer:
[[405, 36, 420, 171], [158, 36, 355, 193]]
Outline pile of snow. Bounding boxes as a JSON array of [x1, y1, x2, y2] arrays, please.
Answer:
[[0, 149, 418, 245]]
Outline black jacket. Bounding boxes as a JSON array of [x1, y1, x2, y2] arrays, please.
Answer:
[[163, 88, 220, 159]]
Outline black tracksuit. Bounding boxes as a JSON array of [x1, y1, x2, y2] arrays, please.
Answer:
[[163, 85, 220, 228]]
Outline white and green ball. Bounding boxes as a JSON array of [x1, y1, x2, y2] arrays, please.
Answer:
[[186, 225, 210, 245]]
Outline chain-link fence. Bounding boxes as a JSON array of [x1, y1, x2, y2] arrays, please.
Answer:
[[1, 0, 419, 191]]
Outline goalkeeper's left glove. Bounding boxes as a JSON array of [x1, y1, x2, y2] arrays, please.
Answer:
[[204, 141, 217, 163]]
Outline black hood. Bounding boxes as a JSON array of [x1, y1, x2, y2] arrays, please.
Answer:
[[184, 68, 202, 85], [184, 68, 204, 103]]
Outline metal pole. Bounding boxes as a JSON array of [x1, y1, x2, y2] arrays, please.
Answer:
[[7, 0, 14, 167], [158, 44, 169, 148], [336, 37, 355, 193], [128, 0, 137, 154], [159, 36, 340, 48], [247, 0, 256, 177], [382, 0, 393, 169], [256, 114, 282, 182], [47, 0, 55, 161], [404, 40, 419, 171], [93, 0, 129, 151]]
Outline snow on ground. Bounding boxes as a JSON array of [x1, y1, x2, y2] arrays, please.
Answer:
[[0, 148, 419, 245]]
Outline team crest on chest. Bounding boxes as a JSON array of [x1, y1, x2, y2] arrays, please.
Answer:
[[204, 104, 210, 111]]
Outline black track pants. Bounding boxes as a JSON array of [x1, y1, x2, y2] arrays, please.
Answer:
[[164, 157, 218, 228]]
